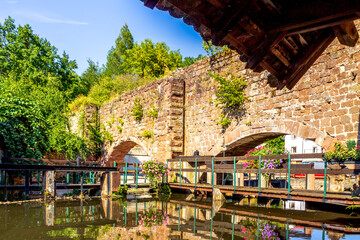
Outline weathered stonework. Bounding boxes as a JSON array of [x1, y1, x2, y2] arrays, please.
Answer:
[[91, 23, 360, 164]]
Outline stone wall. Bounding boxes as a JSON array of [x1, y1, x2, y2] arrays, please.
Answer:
[[95, 25, 360, 163], [99, 75, 185, 165]]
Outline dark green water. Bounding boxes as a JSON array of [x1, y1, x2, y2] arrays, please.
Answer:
[[0, 195, 360, 240]]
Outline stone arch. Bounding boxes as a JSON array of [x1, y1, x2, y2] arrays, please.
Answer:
[[223, 120, 338, 156], [104, 137, 150, 167]]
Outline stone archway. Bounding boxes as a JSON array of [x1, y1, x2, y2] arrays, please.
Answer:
[[223, 120, 339, 156], [105, 138, 150, 167]]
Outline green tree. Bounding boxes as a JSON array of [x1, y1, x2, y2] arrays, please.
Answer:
[[104, 23, 134, 77], [80, 59, 102, 95], [124, 39, 182, 78], [181, 54, 204, 67], [0, 17, 87, 160], [0, 93, 49, 159]]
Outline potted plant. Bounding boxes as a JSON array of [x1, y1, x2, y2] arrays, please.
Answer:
[[140, 158, 170, 189], [325, 140, 360, 163]]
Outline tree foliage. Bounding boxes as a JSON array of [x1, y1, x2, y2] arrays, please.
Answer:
[[0, 17, 87, 160], [0, 93, 48, 158], [104, 23, 134, 77]]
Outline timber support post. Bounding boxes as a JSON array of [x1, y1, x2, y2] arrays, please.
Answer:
[[24, 170, 30, 198]]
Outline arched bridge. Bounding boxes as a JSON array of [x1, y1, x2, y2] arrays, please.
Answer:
[[88, 34, 360, 166]]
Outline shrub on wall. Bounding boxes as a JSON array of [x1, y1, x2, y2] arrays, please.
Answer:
[[147, 105, 158, 118], [131, 98, 143, 121]]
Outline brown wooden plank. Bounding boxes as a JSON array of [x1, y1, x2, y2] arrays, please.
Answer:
[[267, 0, 360, 35], [279, 30, 335, 89], [246, 33, 285, 69]]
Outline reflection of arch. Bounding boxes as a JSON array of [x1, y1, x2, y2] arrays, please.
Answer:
[[106, 137, 149, 167], [223, 120, 338, 156]]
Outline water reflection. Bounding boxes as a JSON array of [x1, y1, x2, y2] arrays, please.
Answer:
[[0, 197, 359, 239]]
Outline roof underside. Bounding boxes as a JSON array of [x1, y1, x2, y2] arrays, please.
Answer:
[[141, 0, 360, 89]]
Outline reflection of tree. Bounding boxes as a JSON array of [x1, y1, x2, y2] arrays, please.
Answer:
[[47, 225, 103, 239]]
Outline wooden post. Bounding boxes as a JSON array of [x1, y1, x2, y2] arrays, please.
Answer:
[[233, 156, 237, 191], [193, 203, 196, 234], [25, 171, 30, 198], [179, 158, 182, 187], [178, 201, 181, 231], [80, 172, 84, 197], [4, 171, 8, 201], [194, 158, 197, 190], [135, 163, 139, 188], [211, 157, 214, 188]]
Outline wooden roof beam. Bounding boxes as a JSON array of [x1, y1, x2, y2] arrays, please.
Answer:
[[268, 0, 360, 36], [211, 0, 253, 45], [333, 21, 359, 47], [278, 30, 335, 89], [245, 33, 285, 70]]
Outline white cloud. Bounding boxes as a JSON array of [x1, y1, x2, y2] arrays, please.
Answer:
[[15, 11, 88, 25]]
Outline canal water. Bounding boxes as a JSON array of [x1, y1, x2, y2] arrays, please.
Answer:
[[0, 194, 360, 240]]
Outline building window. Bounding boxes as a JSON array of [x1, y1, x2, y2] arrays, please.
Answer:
[[313, 147, 317, 153], [291, 135, 296, 140], [291, 147, 297, 153]]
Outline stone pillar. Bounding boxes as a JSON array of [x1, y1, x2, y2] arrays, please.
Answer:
[[43, 171, 56, 199], [101, 172, 120, 196], [306, 174, 315, 190]]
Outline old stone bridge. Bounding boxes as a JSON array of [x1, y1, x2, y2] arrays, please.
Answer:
[[89, 37, 360, 166]]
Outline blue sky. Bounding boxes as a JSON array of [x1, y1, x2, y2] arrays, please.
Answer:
[[0, 0, 206, 73]]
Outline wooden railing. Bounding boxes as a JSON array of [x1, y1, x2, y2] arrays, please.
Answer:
[[167, 153, 360, 199]]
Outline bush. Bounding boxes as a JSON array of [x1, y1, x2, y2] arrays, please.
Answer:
[[140, 130, 154, 139]]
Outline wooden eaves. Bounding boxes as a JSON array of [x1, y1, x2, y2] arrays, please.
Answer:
[[141, 0, 360, 89]]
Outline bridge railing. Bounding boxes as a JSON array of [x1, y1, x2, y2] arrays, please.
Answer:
[[167, 153, 360, 199]]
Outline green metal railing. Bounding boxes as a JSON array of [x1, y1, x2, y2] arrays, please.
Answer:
[[287, 154, 291, 196], [258, 155, 262, 193]]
